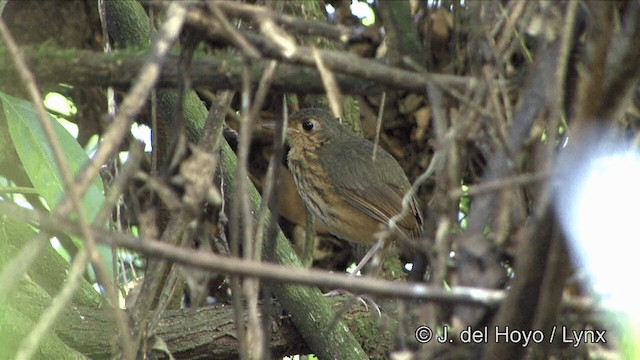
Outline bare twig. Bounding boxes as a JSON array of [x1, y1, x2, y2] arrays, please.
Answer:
[[312, 46, 343, 120], [97, 3, 189, 358], [94, 142, 145, 226], [448, 171, 549, 198], [484, 207, 555, 360], [215, 1, 375, 44], [0, 199, 503, 305], [228, 61, 252, 359], [185, 6, 474, 94], [371, 92, 386, 160], [250, 60, 280, 260], [257, 95, 288, 344], [82, 1, 187, 199], [242, 59, 279, 360], [206, 2, 260, 59], [425, 79, 454, 311], [0, 198, 603, 315]]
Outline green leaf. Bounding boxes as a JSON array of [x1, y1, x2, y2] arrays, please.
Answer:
[[1, 93, 103, 212], [0, 92, 113, 277]]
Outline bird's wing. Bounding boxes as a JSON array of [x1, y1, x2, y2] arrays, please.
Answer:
[[321, 139, 423, 233], [340, 183, 422, 234]]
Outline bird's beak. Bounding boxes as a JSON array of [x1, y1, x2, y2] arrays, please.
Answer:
[[262, 121, 296, 138]]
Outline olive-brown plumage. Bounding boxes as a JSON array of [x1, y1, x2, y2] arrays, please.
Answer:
[[286, 108, 423, 247]]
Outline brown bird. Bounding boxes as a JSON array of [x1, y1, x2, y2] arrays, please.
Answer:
[[286, 108, 423, 252]]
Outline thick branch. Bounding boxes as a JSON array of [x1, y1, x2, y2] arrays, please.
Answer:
[[9, 277, 390, 359], [0, 47, 424, 96]]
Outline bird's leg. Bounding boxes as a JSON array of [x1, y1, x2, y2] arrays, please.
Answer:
[[324, 238, 387, 316], [322, 289, 382, 317], [349, 238, 384, 277]]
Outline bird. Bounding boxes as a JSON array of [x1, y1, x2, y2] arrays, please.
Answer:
[[285, 108, 424, 256]]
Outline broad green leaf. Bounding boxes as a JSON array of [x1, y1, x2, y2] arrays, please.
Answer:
[[0, 92, 113, 277], [1, 93, 103, 211]]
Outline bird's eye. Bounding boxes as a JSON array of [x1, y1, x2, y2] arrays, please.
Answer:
[[301, 120, 315, 132]]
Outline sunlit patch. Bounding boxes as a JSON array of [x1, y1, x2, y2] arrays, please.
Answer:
[[131, 122, 152, 151], [45, 92, 79, 138], [346, 262, 363, 276], [404, 262, 413, 272], [350, 0, 375, 26], [50, 237, 71, 262], [325, 3, 335, 15], [44, 92, 76, 116], [56, 117, 79, 138], [119, 151, 130, 164], [85, 134, 100, 157], [555, 141, 640, 321]]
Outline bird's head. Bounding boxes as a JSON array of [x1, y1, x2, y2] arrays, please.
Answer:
[[286, 108, 344, 151]]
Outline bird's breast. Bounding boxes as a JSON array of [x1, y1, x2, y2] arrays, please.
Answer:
[[288, 148, 334, 225], [287, 147, 389, 246]]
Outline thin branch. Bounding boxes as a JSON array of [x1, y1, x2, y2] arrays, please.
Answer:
[[206, 2, 260, 59], [256, 94, 287, 350], [249, 60, 279, 260], [228, 61, 252, 359], [371, 91, 386, 160], [0, 199, 505, 305], [80, 1, 187, 202], [94, 3, 189, 358], [0, 198, 601, 315], [185, 6, 474, 94], [94, 142, 145, 226], [312, 46, 343, 120], [448, 171, 549, 198], [240, 60, 280, 359], [215, 1, 375, 44]]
